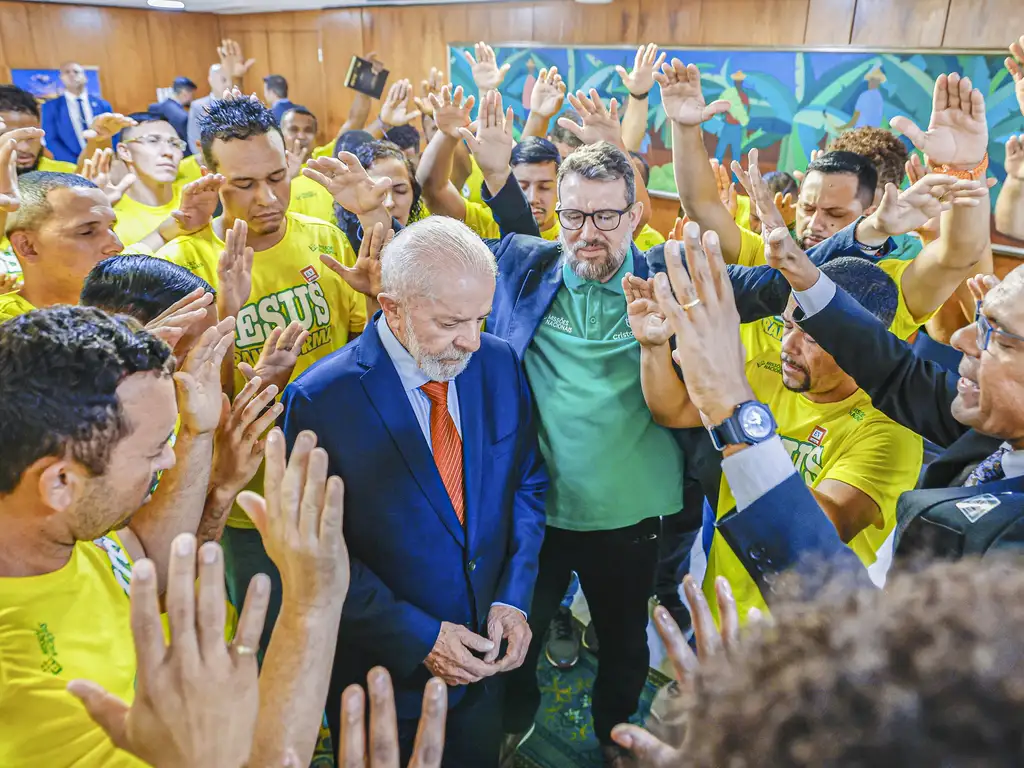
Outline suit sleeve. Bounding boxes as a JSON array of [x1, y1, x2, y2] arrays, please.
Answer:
[[794, 283, 965, 448], [41, 102, 72, 165], [279, 381, 442, 677], [493, 346, 547, 612], [482, 173, 542, 239]]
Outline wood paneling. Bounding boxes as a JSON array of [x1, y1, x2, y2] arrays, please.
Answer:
[[850, 0, 952, 48], [942, 0, 1023, 49], [803, 0, 858, 46]]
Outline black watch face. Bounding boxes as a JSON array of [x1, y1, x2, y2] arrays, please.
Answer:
[[739, 403, 773, 441]]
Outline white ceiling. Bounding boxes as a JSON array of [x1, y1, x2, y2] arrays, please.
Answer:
[[25, 0, 515, 12]]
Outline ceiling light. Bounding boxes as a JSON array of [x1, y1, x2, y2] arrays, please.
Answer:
[[148, 0, 185, 9]]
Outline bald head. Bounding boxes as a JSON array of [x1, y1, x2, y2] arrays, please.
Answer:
[[208, 64, 229, 97]]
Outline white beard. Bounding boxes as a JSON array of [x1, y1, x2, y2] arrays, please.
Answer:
[[404, 324, 472, 382]]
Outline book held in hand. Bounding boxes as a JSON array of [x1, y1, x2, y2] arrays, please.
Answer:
[[345, 56, 389, 99]]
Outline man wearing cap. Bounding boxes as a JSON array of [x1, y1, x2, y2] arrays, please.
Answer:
[[148, 77, 198, 154]]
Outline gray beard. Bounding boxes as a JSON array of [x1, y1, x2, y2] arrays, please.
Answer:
[[404, 324, 471, 382], [560, 234, 630, 283]]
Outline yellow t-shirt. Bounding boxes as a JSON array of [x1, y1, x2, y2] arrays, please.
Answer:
[[113, 189, 182, 247], [312, 139, 337, 160], [0, 533, 145, 768], [462, 154, 486, 205], [702, 322, 923, 623], [157, 213, 364, 527], [463, 200, 560, 241], [0, 239, 21, 278], [736, 228, 934, 340], [634, 223, 666, 252], [0, 292, 34, 323], [176, 154, 203, 185], [38, 157, 78, 173], [288, 174, 337, 224], [734, 193, 751, 229]]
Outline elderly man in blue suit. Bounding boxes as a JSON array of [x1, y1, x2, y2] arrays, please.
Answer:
[[280, 216, 547, 766], [40, 62, 112, 164]]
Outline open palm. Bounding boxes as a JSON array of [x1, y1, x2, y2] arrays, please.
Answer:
[[890, 73, 987, 168], [623, 274, 671, 347], [656, 60, 730, 127], [530, 67, 566, 118], [304, 154, 391, 215]]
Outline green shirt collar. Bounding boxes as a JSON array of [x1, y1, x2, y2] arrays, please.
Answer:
[[562, 249, 633, 294]]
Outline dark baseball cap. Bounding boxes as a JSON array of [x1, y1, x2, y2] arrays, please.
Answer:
[[173, 76, 198, 90]]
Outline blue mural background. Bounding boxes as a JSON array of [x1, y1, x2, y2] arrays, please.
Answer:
[[448, 44, 1021, 217]]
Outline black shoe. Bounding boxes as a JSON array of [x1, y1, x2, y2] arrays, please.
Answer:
[[582, 621, 599, 655], [544, 605, 580, 669]]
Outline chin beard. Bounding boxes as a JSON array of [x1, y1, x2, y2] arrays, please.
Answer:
[[404, 326, 472, 382], [560, 234, 630, 282]]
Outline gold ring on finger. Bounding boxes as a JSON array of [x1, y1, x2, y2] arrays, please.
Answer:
[[682, 298, 702, 311], [233, 644, 258, 657]]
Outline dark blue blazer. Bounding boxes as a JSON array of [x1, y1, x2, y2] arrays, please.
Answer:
[[280, 318, 547, 721], [40, 93, 112, 164], [271, 98, 301, 124]]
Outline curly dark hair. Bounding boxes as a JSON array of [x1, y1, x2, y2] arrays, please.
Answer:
[[334, 139, 425, 228], [199, 97, 282, 172], [828, 127, 909, 189], [679, 557, 1024, 767], [0, 84, 40, 119], [0, 305, 173, 494]]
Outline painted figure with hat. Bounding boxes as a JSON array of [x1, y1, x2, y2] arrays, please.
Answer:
[[715, 69, 750, 164], [853, 65, 887, 128]]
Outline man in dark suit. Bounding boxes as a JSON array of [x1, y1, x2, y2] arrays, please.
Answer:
[[280, 216, 547, 766], [40, 61, 113, 164], [148, 77, 197, 152], [263, 74, 302, 124]]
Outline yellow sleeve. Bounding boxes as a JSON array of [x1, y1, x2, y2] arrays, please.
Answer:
[[739, 320, 775, 363], [339, 232, 358, 268], [462, 201, 502, 239], [175, 155, 203, 185], [348, 283, 367, 334], [737, 227, 766, 267], [312, 139, 337, 159], [734, 194, 751, 228], [288, 176, 337, 224], [634, 224, 666, 251], [463, 155, 486, 204], [877, 258, 940, 340], [155, 237, 219, 289]]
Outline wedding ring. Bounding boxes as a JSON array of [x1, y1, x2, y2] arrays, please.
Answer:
[[682, 298, 702, 311], [233, 644, 258, 657]]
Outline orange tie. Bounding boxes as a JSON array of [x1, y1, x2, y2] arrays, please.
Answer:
[[420, 381, 465, 525]]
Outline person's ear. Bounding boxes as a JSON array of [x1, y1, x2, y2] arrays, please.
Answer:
[[116, 142, 132, 165], [9, 231, 38, 264], [35, 457, 82, 514], [630, 200, 645, 229], [378, 293, 401, 327]]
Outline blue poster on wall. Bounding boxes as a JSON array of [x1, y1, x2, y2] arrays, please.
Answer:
[[11, 67, 103, 103]]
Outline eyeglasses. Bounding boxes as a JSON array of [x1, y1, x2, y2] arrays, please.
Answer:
[[556, 204, 634, 232], [975, 301, 1024, 351], [123, 135, 187, 152]]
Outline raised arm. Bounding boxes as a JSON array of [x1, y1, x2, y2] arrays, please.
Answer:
[[522, 66, 566, 141], [415, 85, 476, 220], [303, 151, 394, 236], [996, 135, 1024, 241], [616, 44, 665, 153], [655, 59, 740, 260], [372, 79, 421, 139]]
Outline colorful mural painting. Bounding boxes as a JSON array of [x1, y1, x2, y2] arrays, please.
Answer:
[[448, 44, 1022, 248]]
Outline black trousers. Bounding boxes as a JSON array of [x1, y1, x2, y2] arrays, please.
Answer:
[[397, 677, 505, 767], [502, 517, 660, 745]]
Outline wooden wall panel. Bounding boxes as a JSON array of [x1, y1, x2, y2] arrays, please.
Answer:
[[531, 1, 639, 46], [942, 0, 1024, 49], [693, 0, 810, 46], [851, 0, 952, 48], [803, 0, 857, 46], [319, 8, 367, 141]]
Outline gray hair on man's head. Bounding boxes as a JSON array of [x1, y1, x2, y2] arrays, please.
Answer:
[[6, 172, 99, 237], [380, 216, 497, 302], [556, 141, 636, 206]]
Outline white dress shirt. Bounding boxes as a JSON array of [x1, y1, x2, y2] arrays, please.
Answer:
[[63, 90, 94, 151]]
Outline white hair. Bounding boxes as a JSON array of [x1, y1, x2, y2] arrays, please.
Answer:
[[380, 216, 497, 302]]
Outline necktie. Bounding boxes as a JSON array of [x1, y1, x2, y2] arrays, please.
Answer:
[[420, 381, 465, 525], [964, 446, 1009, 487], [75, 98, 88, 139]]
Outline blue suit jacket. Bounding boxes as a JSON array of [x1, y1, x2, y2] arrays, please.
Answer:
[[280, 319, 547, 720], [40, 93, 112, 164]]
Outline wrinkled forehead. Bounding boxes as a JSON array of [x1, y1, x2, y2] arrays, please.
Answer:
[[984, 269, 1024, 331], [557, 173, 629, 209]]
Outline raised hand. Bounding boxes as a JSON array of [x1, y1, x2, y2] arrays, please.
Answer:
[[67, 536, 268, 768], [145, 287, 214, 357], [337, 670, 446, 768], [175, 317, 237, 435], [83, 113, 137, 144], [304, 153, 392, 216], [458, 89, 514, 180], [379, 79, 422, 128], [889, 73, 987, 170], [655, 59, 730, 127], [709, 158, 737, 216], [1005, 135, 1024, 180], [427, 84, 476, 140], [484, 604, 531, 670], [237, 321, 309, 394], [652, 222, 753, 425], [904, 153, 941, 242], [765, 226, 819, 292], [623, 273, 672, 348], [616, 43, 666, 98], [870, 173, 987, 237], [424, 621, 496, 686], [320, 220, 391, 298], [286, 138, 311, 181], [413, 66, 444, 117], [216, 218, 254, 321], [0, 272, 19, 295], [218, 38, 256, 80], [464, 41, 510, 92], [529, 66, 566, 118], [208, 377, 284, 506], [557, 89, 624, 149], [1007, 34, 1024, 116], [731, 148, 788, 235], [81, 148, 136, 205], [0, 137, 22, 213], [238, 428, 349, 612], [170, 172, 225, 235], [774, 191, 797, 229]]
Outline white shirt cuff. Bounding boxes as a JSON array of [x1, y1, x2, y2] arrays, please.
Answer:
[[491, 602, 527, 620], [792, 272, 837, 319], [721, 435, 797, 510]]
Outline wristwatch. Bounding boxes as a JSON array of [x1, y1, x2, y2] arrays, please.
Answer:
[[708, 401, 777, 451]]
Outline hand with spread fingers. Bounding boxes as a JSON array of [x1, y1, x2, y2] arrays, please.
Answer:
[[238, 428, 350, 613], [0, 137, 23, 213], [889, 72, 988, 171], [610, 575, 744, 766], [427, 84, 476, 140], [656, 59, 730, 127], [731, 148, 788, 236], [652, 222, 754, 426], [216, 218, 255, 321], [617, 43, 667, 99], [709, 158, 737, 217], [175, 318, 238, 435], [144, 288, 216, 362], [1005, 135, 1024, 181], [237, 321, 309, 394], [529, 66, 566, 119], [414, 66, 445, 117], [862, 173, 987, 241], [1006, 34, 1024, 116], [83, 112, 137, 145], [170, 172, 225, 236], [304, 153, 393, 216], [380, 80, 422, 129], [320, 220, 391, 300], [458, 89, 515, 187], [483, 604, 531, 671], [464, 41, 511, 93], [81, 147, 136, 205], [558, 89, 625, 149], [286, 138, 311, 181], [623, 273, 671, 348], [218, 38, 256, 80], [0, 271, 19, 295], [337, 669, 447, 768], [67, 536, 269, 768]]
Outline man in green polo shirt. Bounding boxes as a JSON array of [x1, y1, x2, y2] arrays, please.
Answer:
[[499, 142, 685, 768]]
